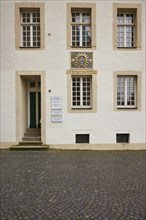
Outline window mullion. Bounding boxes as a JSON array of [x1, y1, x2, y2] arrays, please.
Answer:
[[80, 26, 82, 47], [80, 77, 83, 107], [124, 14, 126, 47], [80, 13, 82, 47], [134, 78, 136, 106], [125, 78, 128, 106], [124, 26, 127, 47], [30, 13, 33, 47], [21, 25, 23, 47]]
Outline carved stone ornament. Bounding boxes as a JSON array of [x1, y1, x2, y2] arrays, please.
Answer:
[[71, 52, 93, 68]]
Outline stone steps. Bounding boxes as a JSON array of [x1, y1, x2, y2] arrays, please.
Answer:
[[19, 141, 42, 146], [19, 128, 43, 147], [10, 145, 49, 150], [22, 137, 41, 142]]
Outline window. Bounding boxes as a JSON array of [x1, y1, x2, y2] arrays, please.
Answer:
[[117, 76, 136, 108], [72, 11, 91, 47], [15, 3, 45, 50], [30, 81, 36, 88], [113, 3, 141, 50], [117, 12, 135, 48], [67, 70, 97, 113], [72, 76, 91, 108], [76, 134, 89, 143], [116, 134, 129, 143], [113, 71, 141, 111], [67, 3, 96, 49], [21, 10, 40, 47]]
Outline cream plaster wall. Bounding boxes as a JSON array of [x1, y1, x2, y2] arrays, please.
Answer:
[[0, 0, 145, 149]]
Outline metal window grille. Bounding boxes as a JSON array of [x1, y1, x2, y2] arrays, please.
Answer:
[[117, 76, 136, 108], [71, 11, 91, 47], [76, 134, 89, 143], [117, 12, 135, 47], [72, 76, 91, 108], [116, 134, 130, 143], [21, 10, 40, 47]]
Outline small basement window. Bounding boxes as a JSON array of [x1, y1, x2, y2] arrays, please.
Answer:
[[76, 134, 89, 143], [116, 134, 130, 143]]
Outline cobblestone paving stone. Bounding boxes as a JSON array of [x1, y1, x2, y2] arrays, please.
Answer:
[[0, 150, 146, 220]]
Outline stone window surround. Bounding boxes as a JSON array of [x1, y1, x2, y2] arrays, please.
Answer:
[[67, 3, 96, 50], [67, 70, 97, 113], [15, 3, 45, 50], [113, 3, 142, 50], [113, 71, 141, 111]]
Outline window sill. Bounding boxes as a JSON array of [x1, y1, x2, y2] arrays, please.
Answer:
[[117, 47, 137, 49], [72, 107, 92, 109], [19, 47, 40, 49], [117, 107, 138, 110]]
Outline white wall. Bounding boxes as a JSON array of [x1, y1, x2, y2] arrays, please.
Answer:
[[0, 0, 145, 147]]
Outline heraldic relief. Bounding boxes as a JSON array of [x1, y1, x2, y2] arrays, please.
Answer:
[[71, 52, 93, 68]]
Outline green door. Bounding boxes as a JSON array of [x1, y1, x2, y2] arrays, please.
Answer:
[[30, 92, 36, 128], [38, 92, 41, 128]]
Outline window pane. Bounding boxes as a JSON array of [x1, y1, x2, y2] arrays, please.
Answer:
[[72, 12, 80, 23], [82, 12, 90, 23], [21, 10, 40, 47], [126, 13, 134, 24], [126, 27, 134, 47], [127, 77, 136, 106], [72, 26, 80, 47], [71, 11, 91, 47], [82, 77, 91, 106], [82, 26, 91, 47], [117, 26, 124, 47], [117, 12, 135, 48], [117, 77, 125, 106], [117, 76, 136, 107], [72, 77, 81, 106], [72, 76, 91, 108]]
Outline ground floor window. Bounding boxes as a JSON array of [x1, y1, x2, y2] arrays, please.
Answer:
[[117, 76, 136, 108], [116, 133, 130, 143], [76, 134, 89, 143], [113, 71, 141, 111], [72, 76, 91, 108], [67, 70, 97, 113]]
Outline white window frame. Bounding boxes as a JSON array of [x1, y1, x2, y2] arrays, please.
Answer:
[[117, 76, 137, 108], [71, 11, 91, 47], [117, 12, 135, 48], [72, 76, 92, 108], [21, 10, 40, 48]]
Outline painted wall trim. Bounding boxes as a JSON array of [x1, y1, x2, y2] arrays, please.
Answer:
[[49, 144, 146, 150]]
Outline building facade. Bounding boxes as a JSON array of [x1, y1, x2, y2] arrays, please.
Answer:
[[0, 0, 146, 150]]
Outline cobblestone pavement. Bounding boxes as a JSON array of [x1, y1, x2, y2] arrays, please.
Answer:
[[0, 150, 146, 220]]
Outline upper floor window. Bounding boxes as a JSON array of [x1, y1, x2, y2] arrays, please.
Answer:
[[21, 10, 40, 48], [113, 3, 141, 50], [67, 3, 96, 50], [117, 12, 135, 48], [15, 3, 45, 50], [71, 11, 91, 47]]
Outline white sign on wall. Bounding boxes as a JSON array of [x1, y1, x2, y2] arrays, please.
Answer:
[[51, 96, 62, 123], [51, 116, 62, 123], [51, 96, 62, 109], [51, 109, 62, 116]]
